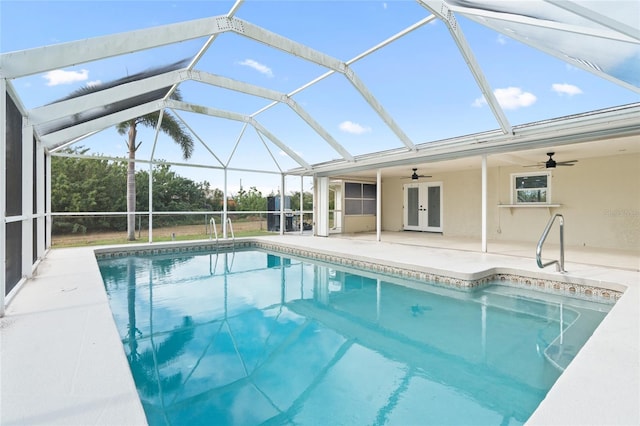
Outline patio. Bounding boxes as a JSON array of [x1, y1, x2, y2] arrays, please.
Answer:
[[1, 234, 638, 425]]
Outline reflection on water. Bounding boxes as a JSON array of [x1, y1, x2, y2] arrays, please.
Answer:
[[99, 250, 612, 426]]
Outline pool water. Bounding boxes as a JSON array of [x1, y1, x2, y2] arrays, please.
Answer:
[[98, 249, 612, 426]]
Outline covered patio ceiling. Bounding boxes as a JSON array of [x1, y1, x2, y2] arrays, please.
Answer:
[[2, 0, 639, 183]]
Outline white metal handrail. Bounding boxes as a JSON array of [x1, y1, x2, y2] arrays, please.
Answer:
[[227, 217, 235, 242], [536, 213, 565, 272], [210, 216, 235, 243], [209, 217, 218, 242]]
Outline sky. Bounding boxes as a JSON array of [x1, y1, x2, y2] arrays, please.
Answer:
[[2, 0, 639, 196]]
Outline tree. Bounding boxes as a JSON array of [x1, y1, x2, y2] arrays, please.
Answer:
[[136, 163, 208, 228], [117, 91, 194, 240], [234, 186, 266, 213], [51, 146, 127, 233], [55, 60, 194, 240], [289, 191, 313, 211], [203, 184, 225, 211]]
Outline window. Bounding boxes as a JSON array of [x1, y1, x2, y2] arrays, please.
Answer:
[[344, 182, 376, 215], [512, 172, 551, 204]]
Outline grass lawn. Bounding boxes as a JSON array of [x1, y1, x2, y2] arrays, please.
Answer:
[[52, 221, 273, 248]]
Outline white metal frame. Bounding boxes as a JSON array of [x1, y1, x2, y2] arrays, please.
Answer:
[[2, 0, 640, 315], [0, 78, 6, 316], [510, 171, 553, 205]]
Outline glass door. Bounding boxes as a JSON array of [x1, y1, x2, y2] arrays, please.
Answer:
[[404, 182, 442, 232], [403, 183, 426, 230], [426, 183, 443, 232]]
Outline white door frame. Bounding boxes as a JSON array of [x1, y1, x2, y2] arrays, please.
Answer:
[[403, 181, 443, 232]]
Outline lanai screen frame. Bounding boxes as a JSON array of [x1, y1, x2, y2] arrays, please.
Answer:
[[2, 0, 640, 315]]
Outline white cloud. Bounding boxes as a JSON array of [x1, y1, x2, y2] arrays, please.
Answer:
[[87, 80, 102, 88], [383, 2, 388, 9], [473, 87, 537, 110], [238, 59, 273, 77], [552, 83, 583, 96], [497, 34, 507, 45], [43, 69, 89, 86], [495, 87, 537, 109], [339, 121, 371, 135], [472, 97, 486, 108]]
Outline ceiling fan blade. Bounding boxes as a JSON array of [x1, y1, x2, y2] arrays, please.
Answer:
[[401, 175, 432, 179], [401, 168, 432, 180], [557, 160, 578, 165]]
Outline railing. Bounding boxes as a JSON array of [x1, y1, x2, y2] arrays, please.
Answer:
[[210, 217, 235, 243], [536, 213, 565, 272], [227, 217, 235, 242], [209, 217, 218, 242]]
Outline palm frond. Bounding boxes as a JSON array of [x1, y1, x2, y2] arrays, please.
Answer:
[[39, 59, 190, 135], [138, 110, 194, 159], [53, 58, 190, 102]]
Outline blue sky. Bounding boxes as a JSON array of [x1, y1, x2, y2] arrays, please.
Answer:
[[2, 0, 639, 195]]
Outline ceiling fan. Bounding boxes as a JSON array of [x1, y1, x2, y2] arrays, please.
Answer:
[[527, 152, 578, 169], [402, 168, 432, 180]]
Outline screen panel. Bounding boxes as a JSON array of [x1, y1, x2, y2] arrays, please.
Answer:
[[6, 93, 22, 216], [5, 222, 22, 295]]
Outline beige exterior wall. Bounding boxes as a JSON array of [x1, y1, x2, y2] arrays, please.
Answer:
[[381, 176, 404, 231], [343, 215, 376, 233], [378, 153, 639, 251]]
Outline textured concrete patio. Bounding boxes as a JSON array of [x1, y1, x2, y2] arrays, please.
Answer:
[[1, 233, 638, 425]]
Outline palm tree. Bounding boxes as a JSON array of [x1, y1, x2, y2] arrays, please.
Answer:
[[49, 60, 194, 241], [117, 91, 194, 240]]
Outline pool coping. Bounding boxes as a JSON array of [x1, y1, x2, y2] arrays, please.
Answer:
[[2, 236, 638, 425], [94, 238, 625, 303]]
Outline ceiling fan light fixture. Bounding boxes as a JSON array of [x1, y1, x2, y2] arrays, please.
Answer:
[[403, 168, 432, 180]]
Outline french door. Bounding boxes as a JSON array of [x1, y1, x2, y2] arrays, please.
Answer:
[[403, 182, 443, 232]]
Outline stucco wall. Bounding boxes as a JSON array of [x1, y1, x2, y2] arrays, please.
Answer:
[[343, 215, 376, 233], [381, 176, 404, 231], [379, 153, 640, 251]]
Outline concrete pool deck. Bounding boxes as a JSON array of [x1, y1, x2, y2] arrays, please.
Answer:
[[1, 233, 638, 425]]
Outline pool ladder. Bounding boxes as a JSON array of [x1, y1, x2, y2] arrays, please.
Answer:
[[536, 213, 565, 272], [209, 217, 235, 243]]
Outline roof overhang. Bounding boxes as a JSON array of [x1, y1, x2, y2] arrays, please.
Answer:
[[301, 102, 640, 177]]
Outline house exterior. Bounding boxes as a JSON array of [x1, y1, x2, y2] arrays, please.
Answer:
[[328, 149, 639, 251], [2, 1, 640, 314]]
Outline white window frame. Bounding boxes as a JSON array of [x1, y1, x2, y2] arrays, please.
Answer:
[[510, 171, 552, 205], [344, 181, 376, 216]]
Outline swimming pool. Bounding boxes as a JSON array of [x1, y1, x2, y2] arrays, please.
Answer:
[[98, 247, 613, 426]]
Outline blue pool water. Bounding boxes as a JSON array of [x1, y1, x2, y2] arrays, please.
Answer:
[[98, 248, 612, 426]]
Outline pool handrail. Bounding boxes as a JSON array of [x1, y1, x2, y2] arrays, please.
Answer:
[[227, 217, 235, 242], [536, 213, 565, 272], [209, 217, 235, 247], [209, 217, 218, 242]]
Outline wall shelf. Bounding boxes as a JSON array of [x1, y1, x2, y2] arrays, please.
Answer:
[[497, 204, 561, 214]]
